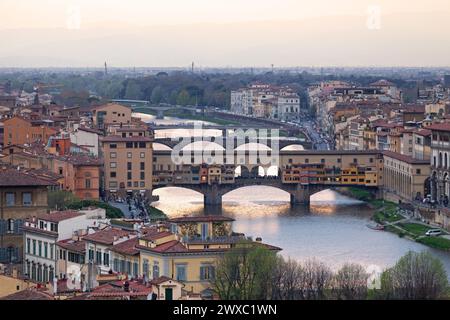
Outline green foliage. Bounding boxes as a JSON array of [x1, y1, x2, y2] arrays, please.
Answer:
[[379, 251, 448, 300], [67, 200, 124, 218], [213, 242, 278, 300], [48, 191, 79, 210], [417, 237, 450, 251]]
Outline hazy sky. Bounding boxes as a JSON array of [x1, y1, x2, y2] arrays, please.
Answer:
[[1, 0, 450, 67]]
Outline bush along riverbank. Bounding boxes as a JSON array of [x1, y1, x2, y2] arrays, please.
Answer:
[[145, 205, 169, 222], [341, 187, 450, 251]]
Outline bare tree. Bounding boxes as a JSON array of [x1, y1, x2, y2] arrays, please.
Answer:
[[299, 259, 333, 300], [333, 263, 369, 300], [380, 251, 448, 300]]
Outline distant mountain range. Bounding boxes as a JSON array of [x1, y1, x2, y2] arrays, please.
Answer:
[[1, 12, 449, 68]]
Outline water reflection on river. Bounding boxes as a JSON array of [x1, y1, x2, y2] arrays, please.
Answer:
[[153, 187, 450, 275]]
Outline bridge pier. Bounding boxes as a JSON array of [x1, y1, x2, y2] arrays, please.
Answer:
[[156, 109, 165, 119], [203, 184, 223, 206], [290, 185, 311, 206]]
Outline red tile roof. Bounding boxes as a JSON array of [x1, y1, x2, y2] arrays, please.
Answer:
[[110, 237, 139, 256], [42, 210, 83, 223], [427, 123, 450, 132], [102, 135, 153, 142], [0, 166, 58, 187], [57, 238, 86, 253], [383, 150, 430, 165], [167, 216, 235, 223], [83, 228, 134, 245]]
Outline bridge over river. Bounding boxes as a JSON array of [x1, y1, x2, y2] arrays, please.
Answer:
[[152, 149, 383, 207]]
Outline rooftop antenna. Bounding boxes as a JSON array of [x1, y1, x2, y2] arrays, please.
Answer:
[[271, 64, 274, 73], [191, 61, 194, 74], [104, 61, 108, 76]]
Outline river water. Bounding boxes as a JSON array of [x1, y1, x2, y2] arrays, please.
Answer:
[[153, 187, 450, 276], [138, 112, 450, 276]]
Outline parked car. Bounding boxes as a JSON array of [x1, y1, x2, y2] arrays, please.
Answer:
[[425, 229, 442, 236]]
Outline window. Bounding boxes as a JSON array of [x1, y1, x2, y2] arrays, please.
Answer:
[[152, 264, 160, 279], [140, 181, 145, 187], [140, 172, 145, 180], [50, 244, 54, 260], [140, 152, 145, 158], [6, 193, 15, 206], [139, 142, 146, 148], [140, 162, 145, 170], [7, 219, 14, 233], [38, 241, 42, 256], [27, 238, 31, 254], [127, 162, 132, 170], [110, 172, 116, 178], [50, 223, 58, 232], [110, 143, 117, 149], [109, 181, 118, 188], [127, 152, 132, 159], [85, 179, 91, 189], [143, 259, 150, 278], [110, 162, 117, 168], [103, 252, 109, 266], [96, 251, 102, 264], [176, 264, 187, 281], [110, 152, 117, 158], [133, 181, 138, 187], [22, 193, 32, 206], [44, 242, 48, 258], [416, 169, 421, 174], [127, 172, 132, 180], [133, 262, 139, 277], [200, 265, 215, 280], [126, 142, 133, 148], [127, 181, 132, 187], [88, 249, 94, 262]]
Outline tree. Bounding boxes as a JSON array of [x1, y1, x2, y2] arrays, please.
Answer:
[[333, 263, 369, 300], [48, 191, 79, 210], [299, 259, 333, 300], [151, 85, 164, 104], [380, 251, 448, 300], [176, 89, 191, 106], [213, 242, 278, 300]]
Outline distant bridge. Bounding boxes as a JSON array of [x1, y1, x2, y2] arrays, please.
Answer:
[[110, 99, 201, 119]]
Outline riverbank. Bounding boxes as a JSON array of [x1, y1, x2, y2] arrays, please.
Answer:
[[133, 107, 241, 126], [341, 187, 450, 252]]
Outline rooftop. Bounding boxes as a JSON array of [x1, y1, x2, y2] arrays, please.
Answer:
[[0, 166, 58, 187], [83, 228, 134, 245], [167, 215, 235, 223], [383, 150, 430, 165], [41, 210, 84, 223], [102, 135, 153, 142]]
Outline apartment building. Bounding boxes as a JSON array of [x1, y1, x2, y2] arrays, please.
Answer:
[[91, 104, 132, 129], [22, 210, 101, 283], [0, 166, 57, 268], [3, 116, 57, 147], [102, 134, 153, 198]]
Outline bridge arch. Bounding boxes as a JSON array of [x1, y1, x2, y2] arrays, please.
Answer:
[[280, 144, 305, 151]]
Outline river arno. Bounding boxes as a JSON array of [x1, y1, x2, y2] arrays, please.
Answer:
[[138, 111, 450, 276], [153, 187, 450, 277]]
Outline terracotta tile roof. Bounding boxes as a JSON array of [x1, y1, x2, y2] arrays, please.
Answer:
[[427, 123, 450, 132], [102, 135, 153, 142], [57, 238, 86, 253], [150, 276, 174, 285], [42, 210, 84, 223], [167, 215, 235, 223], [0, 289, 53, 300], [383, 150, 430, 165], [110, 237, 139, 256], [83, 228, 134, 245], [0, 166, 58, 187], [414, 129, 432, 137], [137, 240, 188, 254], [140, 231, 173, 241]]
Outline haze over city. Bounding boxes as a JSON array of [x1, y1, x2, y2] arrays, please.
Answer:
[[1, 0, 450, 67]]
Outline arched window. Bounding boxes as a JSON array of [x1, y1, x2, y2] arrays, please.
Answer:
[[446, 153, 449, 169], [439, 152, 443, 167], [434, 156, 437, 167]]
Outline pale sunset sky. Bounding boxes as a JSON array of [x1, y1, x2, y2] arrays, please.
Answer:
[[1, 0, 449, 67]]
